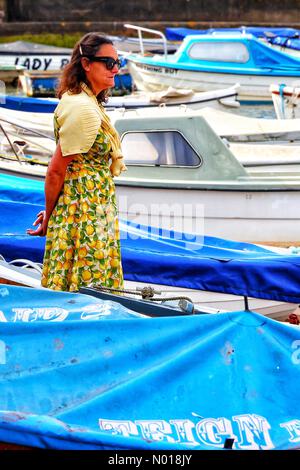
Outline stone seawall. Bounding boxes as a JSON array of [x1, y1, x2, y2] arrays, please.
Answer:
[[1, 20, 300, 37], [4, 0, 300, 24]]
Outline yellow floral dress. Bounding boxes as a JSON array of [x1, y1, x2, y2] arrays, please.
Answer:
[[41, 114, 124, 292]]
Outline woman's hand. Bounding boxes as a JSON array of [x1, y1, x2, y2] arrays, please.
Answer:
[[26, 210, 48, 237]]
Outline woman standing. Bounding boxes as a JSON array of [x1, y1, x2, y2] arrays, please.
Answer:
[[27, 33, 127, 292]]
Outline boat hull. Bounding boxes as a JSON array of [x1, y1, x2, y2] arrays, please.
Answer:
[[123, 280, 297, 322], [1, 105, 300, 243], [116, 183, 300, 244], [128, 60, 300, 102]]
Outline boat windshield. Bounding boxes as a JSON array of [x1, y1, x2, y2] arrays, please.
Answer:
[[121, 130, 201, 167], [188, 41, 250, 63]]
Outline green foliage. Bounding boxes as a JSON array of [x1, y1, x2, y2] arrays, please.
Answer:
[[0, 33, 83, 48]]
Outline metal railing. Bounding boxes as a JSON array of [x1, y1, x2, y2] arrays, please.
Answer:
[[124, 23, 168, 60]]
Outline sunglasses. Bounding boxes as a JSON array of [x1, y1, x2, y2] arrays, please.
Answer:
[[86, 56, 121, 70]]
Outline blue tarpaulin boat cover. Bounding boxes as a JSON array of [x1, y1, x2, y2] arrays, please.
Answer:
[[0, 284, 300, 450], [1, 173, 300, 303], [165, 27, 300, 41], [267, 35, 300, 52]]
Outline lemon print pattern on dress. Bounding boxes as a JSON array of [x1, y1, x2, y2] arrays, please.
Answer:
[[41, 115, 124, 292]]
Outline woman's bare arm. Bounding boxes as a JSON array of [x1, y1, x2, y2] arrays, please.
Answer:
[[27, 143, 77, 236]]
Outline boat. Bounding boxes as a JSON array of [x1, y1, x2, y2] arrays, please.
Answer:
[[165, 26, 300, 58], [105, 85, 240, 110], [125, 24, 300, 103], [0, 40, 69, 98], [270, 83, 300, 119], [1, 170, 300, 321], [2, 109, 300, 243], [0, 282, 299, 450], [0, 40, 71, 72], [0, 83, 240, 113]]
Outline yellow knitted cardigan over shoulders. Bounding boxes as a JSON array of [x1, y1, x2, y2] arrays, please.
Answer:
[[54, 83, 127, 176]]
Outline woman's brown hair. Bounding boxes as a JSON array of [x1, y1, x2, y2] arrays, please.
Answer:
[[56, 32, 114, 102]]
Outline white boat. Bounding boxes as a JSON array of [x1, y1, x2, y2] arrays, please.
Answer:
[[106, 84, 240, 110], [165, 26, 300, 59], [114, 111, 300, 244], [1, 109, 300, 243], [270, 83, 300, 119], [0, 84, 240, 113], [125, 24, 300, 103], [0, 40, 71, 72], [3, 104, 300, 175], [3, 104, 300, 143]]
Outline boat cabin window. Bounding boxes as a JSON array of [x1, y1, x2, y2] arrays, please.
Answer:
[[188, 41, 249, 63], [121, 130, 201, 166]]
